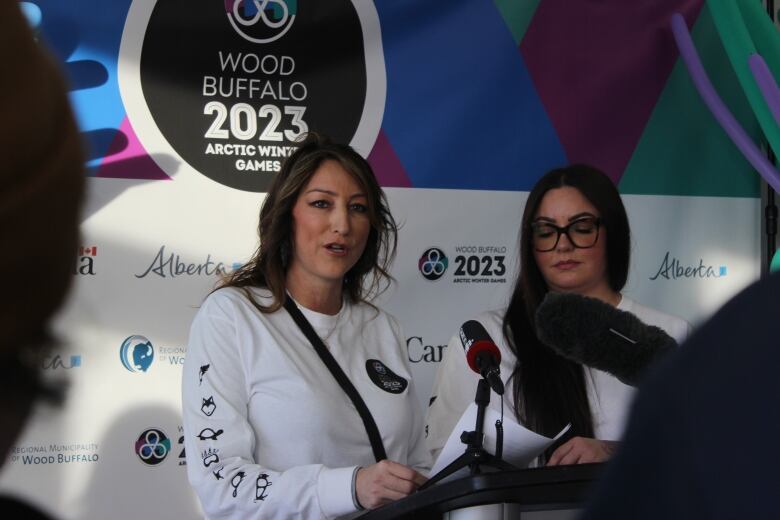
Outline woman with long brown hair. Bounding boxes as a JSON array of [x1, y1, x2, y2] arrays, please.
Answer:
[[182, 134, 429, 519]]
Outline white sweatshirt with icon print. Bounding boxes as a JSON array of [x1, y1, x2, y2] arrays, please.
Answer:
[[182, 287, 431, 519]]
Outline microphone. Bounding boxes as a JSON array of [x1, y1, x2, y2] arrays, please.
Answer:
[[535, 292, 678, 386], [459, 320, 504, 395]]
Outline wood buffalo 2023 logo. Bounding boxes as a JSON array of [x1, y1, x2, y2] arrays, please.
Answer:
[[123, 0, 385, 192]]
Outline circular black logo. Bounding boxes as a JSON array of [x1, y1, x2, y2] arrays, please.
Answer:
[[134, 428, 171, 466], [140, 1, 368, 192], [418, 247, 448, 281]]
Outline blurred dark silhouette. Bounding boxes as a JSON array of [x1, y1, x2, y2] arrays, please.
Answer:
[[581, 273, 780, 519], [0, 2, 85, 518]]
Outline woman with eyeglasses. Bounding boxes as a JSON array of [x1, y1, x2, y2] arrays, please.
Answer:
[[425, 164, 691, 467]]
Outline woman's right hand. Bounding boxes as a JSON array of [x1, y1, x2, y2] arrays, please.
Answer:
[[546, 436, 618, 466], [355, 460, 427, 510]]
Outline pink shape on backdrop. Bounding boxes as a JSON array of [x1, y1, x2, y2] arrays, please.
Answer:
[[95, 117, 171, 180], [368, 129, 412, 188]]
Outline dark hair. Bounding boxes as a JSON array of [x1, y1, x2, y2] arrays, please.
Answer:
[[216, 133, 398, 312], [0, 0, 83, 458], [502, 164, 631, 450]]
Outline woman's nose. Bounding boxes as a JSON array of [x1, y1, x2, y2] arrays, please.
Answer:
[[331, 205, 350, 235], [556, 231, 575, 251]]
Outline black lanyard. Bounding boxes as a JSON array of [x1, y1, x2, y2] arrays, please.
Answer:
[[283, 297, 387, 462]]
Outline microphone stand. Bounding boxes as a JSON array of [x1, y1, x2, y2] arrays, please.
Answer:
[[421, 378, 518, 489]]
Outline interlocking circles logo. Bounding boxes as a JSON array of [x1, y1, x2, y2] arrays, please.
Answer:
[[135, 428, 171, 466], [418, 248, 448, 281], [226, 0, 297, 44]]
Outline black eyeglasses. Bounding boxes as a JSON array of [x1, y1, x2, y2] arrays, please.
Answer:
[[530, 216, 601, 252]]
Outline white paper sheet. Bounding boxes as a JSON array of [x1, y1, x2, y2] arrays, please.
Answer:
[[429, 403, 571, 483]]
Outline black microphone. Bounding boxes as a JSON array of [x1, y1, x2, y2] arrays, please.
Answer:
[[459, 320, 504, 395], [535, 292, 678, 386]]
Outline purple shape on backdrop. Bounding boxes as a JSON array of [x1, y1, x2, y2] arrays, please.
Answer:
[[367, 129, 412, 188], [520, 0, 704, 183], [749, 53, 780, 127], [95, 117, 171, 180], [671, 14, 780, 193]]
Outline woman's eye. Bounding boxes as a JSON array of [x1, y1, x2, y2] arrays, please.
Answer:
[[572, 220, 596, 234], [310, 200, 330, 209], [350, 203, 368, 213], [535, 228, 555, 238]]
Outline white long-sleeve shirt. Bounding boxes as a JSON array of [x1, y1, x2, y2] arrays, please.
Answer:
[[182, 287, 431, 519], [424, 295, 691, 460]]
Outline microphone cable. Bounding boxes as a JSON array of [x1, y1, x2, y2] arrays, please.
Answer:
[[495, 394, 504, 459]]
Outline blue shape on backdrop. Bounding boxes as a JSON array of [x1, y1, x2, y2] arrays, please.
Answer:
[[375, 0, 567, 190], [34, 0, 132, 168], [20, 2, 42, 28], [82, 129, 128, 162], [66, 59, 110, 91]]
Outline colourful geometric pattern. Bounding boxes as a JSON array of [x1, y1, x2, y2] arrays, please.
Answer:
[[374, 0, 761, 196], [374, 0, 567, 191], [623, 5, 764, 197], [31, 0, 763, 196], [520, 0, 703, 186]]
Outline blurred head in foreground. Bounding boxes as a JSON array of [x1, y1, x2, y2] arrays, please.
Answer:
[[0, 1, 85, 459]]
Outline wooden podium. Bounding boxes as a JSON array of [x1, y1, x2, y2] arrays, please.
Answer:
[[360, 463, 604, 520]]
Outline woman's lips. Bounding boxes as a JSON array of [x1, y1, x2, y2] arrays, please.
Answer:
[[554, 260, 580, 270], [324, 243, 348, 256]]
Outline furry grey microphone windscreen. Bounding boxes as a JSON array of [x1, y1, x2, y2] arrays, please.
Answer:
[[534, 293, 678, 386]]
